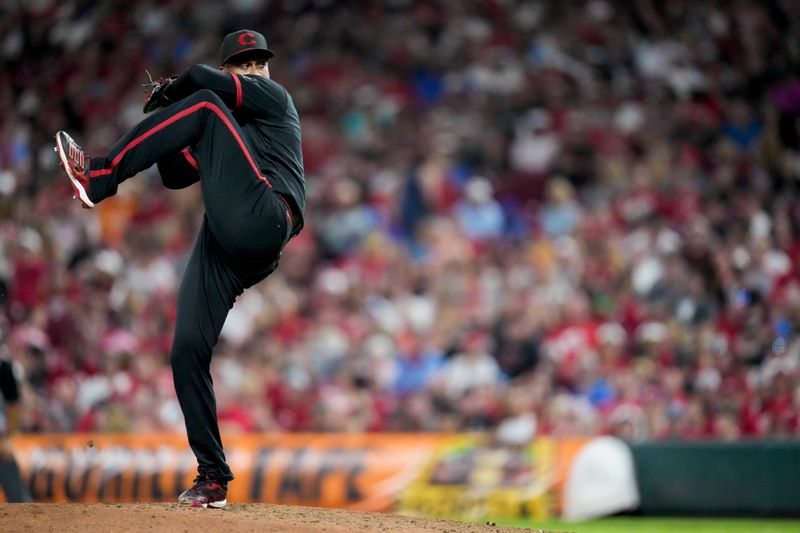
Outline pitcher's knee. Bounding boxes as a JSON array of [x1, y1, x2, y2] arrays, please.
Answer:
[[169, 335, 209, 370], [169, 347, 189, 371], [189, 88, 225, 107]]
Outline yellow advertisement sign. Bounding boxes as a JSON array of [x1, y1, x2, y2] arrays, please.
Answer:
[[398, 435, 559, 520]]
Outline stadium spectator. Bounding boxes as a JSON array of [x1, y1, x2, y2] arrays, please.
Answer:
[[1, 0, 799, 443]]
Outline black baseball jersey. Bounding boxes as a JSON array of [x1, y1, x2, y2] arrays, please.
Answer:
[[166, 65, 305, 233]]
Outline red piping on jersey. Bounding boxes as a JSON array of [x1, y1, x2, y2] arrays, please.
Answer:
[[229, 72, 243, 109], [88, 102, 271, 188], [181, 148, 199, 169]]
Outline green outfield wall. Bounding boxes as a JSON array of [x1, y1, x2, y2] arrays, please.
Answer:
[[630, 440, 800, 516]]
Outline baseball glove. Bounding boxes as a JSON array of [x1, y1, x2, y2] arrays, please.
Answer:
[[142, 70, 177, 113]]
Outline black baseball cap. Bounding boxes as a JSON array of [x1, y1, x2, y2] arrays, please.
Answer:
[[219, 30, 275, 65]]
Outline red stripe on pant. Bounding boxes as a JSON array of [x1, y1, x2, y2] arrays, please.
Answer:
[[88, 102, 271, 187], [182, 148, 199, 169]]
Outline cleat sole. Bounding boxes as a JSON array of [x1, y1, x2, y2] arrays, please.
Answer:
[[55, 133, 95, 208], [186, 498, 226, 509]]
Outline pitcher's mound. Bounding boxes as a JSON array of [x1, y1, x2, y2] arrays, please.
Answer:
[[0, 503, 557, 532]]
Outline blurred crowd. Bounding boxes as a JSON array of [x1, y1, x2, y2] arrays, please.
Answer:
[[2, 0, 800, 443]]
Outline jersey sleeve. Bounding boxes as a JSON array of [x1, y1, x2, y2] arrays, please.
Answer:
[[166, 65, 238, 108], [236, 75, 289, 117], [165, 64, 288, 118]]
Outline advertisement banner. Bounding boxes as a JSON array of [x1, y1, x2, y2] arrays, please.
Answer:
[[5, 433, 450, 510], [2, 433, 596, 519], [397, 434, 591, 521]]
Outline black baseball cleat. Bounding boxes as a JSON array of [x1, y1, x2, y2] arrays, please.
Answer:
[[177, 473, 228, 508], [54, 131, 94, 209]]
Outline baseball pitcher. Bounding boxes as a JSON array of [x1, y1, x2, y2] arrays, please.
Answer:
[[54, 29, 304, 508]]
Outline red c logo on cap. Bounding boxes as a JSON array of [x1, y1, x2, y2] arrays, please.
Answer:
[[238, 33, 256, 46]]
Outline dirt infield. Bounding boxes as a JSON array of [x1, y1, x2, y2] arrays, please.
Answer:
[[0, 503, 561, 532]]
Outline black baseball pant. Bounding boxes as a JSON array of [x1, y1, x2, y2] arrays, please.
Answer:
[[87, 89, 293, 482]]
